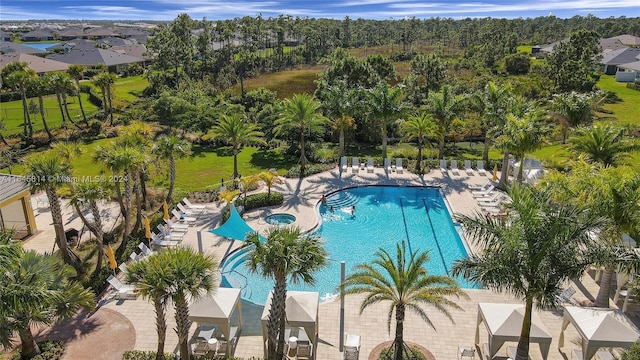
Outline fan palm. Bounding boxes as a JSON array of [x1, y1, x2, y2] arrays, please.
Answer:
[[245, 227, 328, 360], [209, 114, 265, 180], [0, 245, 95, 359], [568, 124, 636, 167], [400, 112, 436, 173], [551, 91, 605, 144], [93, 72, 117, 125], [26, 76, 54, 141], [318, 81, 358, 158], [275, 94, 327, 177], [342, 241, 467, 360], [152, 135, 192, 202], [452, 184, 601, 360], [368, 82, 405, 160]]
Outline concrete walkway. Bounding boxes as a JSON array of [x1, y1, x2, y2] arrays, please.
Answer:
[[20, 165, 630, 360]]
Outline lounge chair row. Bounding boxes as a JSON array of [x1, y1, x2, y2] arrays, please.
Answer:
[[340, 156, 404, 174], [470, 181, 511, 213], [441, 159, 487, 176]]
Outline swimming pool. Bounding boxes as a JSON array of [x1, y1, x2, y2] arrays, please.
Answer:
[[221, 186, 474, 304]]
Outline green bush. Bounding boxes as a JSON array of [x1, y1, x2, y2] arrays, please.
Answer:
[[242, 192, 284, 211], [390, 147, 418, 161], [311, 146, 338, 164], [285, 163, 334, 178], [379, 345, 427, 360], [621, 339, 640, 360], [81, 265, 112, 296], [11, 340, 65, 360], [122, 352, 258, 360]]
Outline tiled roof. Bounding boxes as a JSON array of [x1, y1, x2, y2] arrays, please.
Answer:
[[602, 48, 640, 65], [0, 53, 70, 73], [46, 48, 144, 66], [0, 174, 28, 204], [0, 42, 44, 55]]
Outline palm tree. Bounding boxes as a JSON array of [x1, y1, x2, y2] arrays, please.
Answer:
[[318, 81, 357, 158], [0, 118, 8, 146], [239, 174, 260, 206], [428, 85, 465, 159], [495, 105, 550, 183], [4, 64, 36, 143], [400, 112, 436, 173], [342, 241, 467, 360], [0, 244, 95, 359], [26, 76, 54, 141], [470, 82, 513, 164], [568, 124, 637, 167], [551, 91, 605, 144], [245, 227, 328, 360], [258, 169, 284, 199], [452, 184, 601, 360], [48, 72, 80, 129], [152, 135, 192, 203], [93, 72, 117, 125], [161, 247, 217, 360], [368, 82, 405, 160], [275, 94, 327, 177], [69, 181, 111, 273], [495, 97, 534, 189], [24, 150, 75, 265], [125, 253, 173, 360], [209, 114, 265, 180], [67, 65, 88, 126]]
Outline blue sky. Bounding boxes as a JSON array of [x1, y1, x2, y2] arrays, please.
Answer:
[[1, 0, 639, 21]]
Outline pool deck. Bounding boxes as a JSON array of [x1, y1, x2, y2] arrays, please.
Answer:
[[21, 165, 631, 360]]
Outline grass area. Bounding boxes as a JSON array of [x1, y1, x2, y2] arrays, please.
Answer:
[[0, 93, 99, 136], [233, 65, 323, 98], [596, 75, 640, 126], [517, 45, 533, 53]]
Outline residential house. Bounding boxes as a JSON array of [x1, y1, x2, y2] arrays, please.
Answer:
[[55, 27, 84, 41], [615, 61, 640, 82], [20, 29, 55, 41], [607, 34, 640, 47], [601, 47, 640, 74], [0, 174, 37, 240], [0, 31, 12, 42], [98, 36, 137, 47], [46, 48, 145, 73], [599, 38, 627, 53], [1, 53, 70, 75], [110, 44, 152, 66], [46, 38, 97, 52], [0, 42, 45, 55], [84, 27, 117, 39]]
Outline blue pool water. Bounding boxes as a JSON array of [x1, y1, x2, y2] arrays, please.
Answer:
[[221, 186, 474, 304], [265, 213, 296, 226], [21, 42, 59, 51]]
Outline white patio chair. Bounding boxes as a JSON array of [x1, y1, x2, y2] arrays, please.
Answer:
[[440, 159, 448, 173], [107, 275, 137, 299], [366, 158, 374, 173], [450, 160, 460, 175], [464, 160, 474, 176], [476, 160, 487, 176], [183, 198, 207, 210], [395, 158, 404, 173], [341, 156, 348, 172], [384, 158, 392, 173], [352, 157, 359, 173]]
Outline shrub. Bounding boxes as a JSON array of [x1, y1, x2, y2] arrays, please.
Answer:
[[311, 146, 338, 164], [620, 339, 640, 360], [285, 163, 334, 178], [81, 265, 112, 296], [379, 346, 427, 360], [11, 340, 65, 360], [242, 192, 284, 211]]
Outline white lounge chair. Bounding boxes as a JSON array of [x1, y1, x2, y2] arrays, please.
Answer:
[[396, 158, 403, 173], [472, 185, 495, 197], [476, 160, 487, 176], [464, 160, 474, 176], [384, 158, 392, 173], [138, 242, 155, 256], [469, 179, 492, 191], [440, 159, 448, 173], [344, 334, 361, 360], [177, 203, 202, 216], [151, 232, 180, 248], [129, 251, 141, 262], [296, 342, 312, 360], [352, 157, 359, 173], [172, 209, 196, 223], [341, 156, 348, 172], [458, 345, 475, 360], [107, 275, 137, 299], [156, 225, 185, 240], [450, 160, 460, 175], [366, 158, 374, 173], [183, 197, 207, 210], [477, 192, 503, 203], [479, 196, 507, 209], [118, 262, 128, 274], [164, 218, 189, 231]]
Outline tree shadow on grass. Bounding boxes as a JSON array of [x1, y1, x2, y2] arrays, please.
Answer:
[[249, 149, 296, 170]]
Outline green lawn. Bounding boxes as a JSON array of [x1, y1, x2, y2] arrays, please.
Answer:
[[596, 75, 640, 126]]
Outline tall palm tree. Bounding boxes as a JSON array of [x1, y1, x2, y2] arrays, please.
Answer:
[[152, 135, 192, 203], [93, 72, 117, 125], [0, 118, 8, 146], [452, 184, 601, 360], [318, 81, 357, 158], [0, 245, 95, 359], [24, 150, 75, 265], [48, 72, 80, 129], [400, 112, 436, 173], [470, 82, 513, 163], [26, 76, 54, 141], [67, 65, 88, 126], [496, 97, 534, 189], [5, 64, 36, 143], [162, 247, 217, 360], [209, 114, 265, 180], [258, 169, 284, 199], [275, 94, 327, 177], [568, 124, 637, 167], [495, 105, 550, 183], [125, 253, 173, 360], [428, 85, 465, 159], [368, 82, 405, 160], [342, 241, 467, 360], [69, 181, 111, 273], [245, 227, 328, 360]]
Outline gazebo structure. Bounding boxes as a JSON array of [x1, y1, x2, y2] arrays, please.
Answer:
[[188, 287, 243, 355], [475, 303, 552, 360], [559, 306, 640, 360], [261, 291, 319, 360], [0, 174, 37, 239]]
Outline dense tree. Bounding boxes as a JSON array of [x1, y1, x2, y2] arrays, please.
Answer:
[[551, 91, 606, 144], [428, 85, 465, 159], [403, 53, 446, 106], [470, 82, 514, 164], [318, 81, 357, 158], [147, 13, 197, 87], [568, 125, 636, 167], [0, 245, 95, 359], [504, 52, 531, 75], [545, 29, 602, 92], [26, 76, 53, 141], [453, 185, 601, 360], [245, 227, 327, 360], [368, 82, 405, 160], [343, 242, 467, 360]]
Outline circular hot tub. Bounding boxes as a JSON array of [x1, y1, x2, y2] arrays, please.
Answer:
[[265, 213, 296, 226]]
